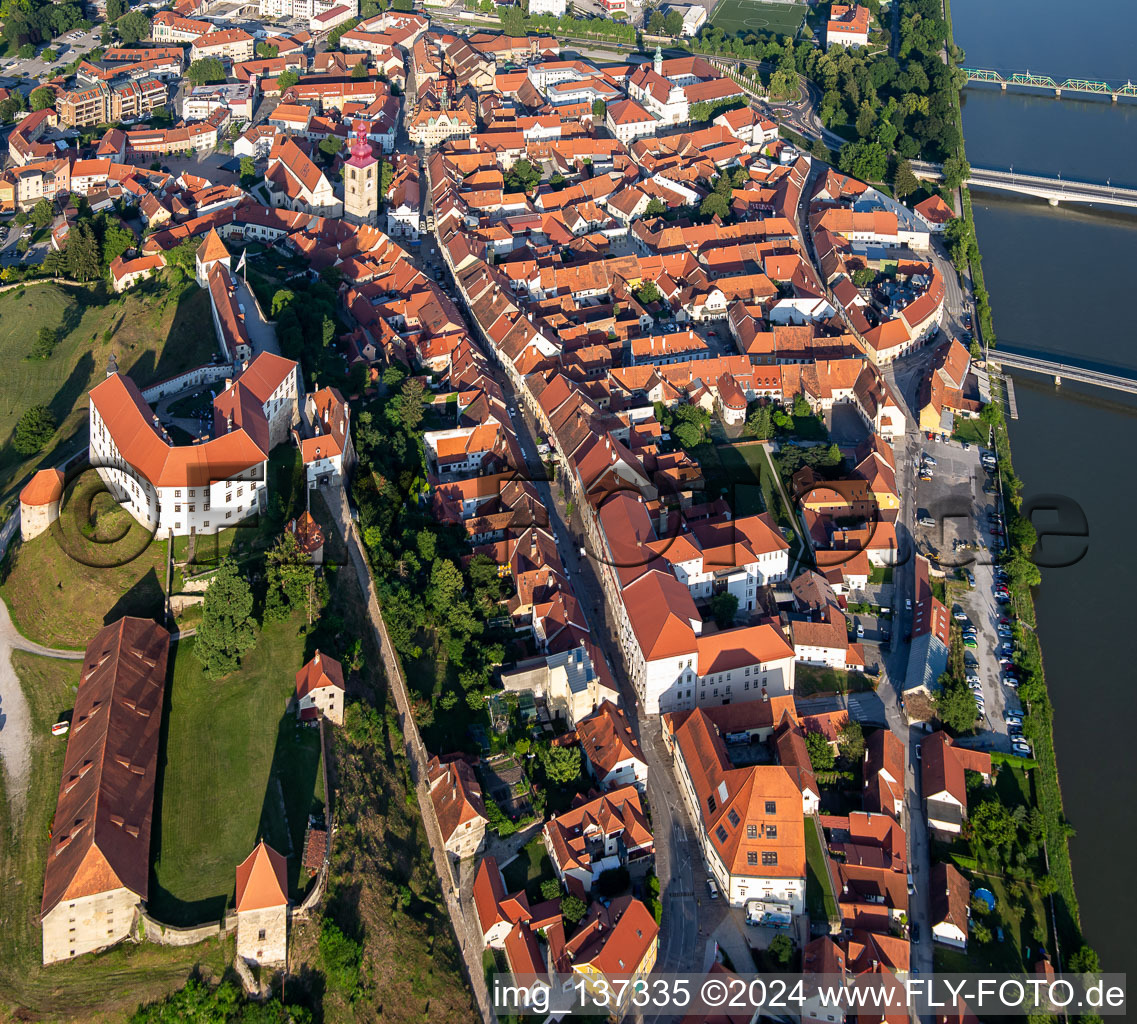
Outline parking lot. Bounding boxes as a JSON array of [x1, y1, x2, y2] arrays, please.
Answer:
[[909, 436, 1022, 752]]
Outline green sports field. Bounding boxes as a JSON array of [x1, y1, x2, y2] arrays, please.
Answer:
[[710, 0, 807, 36]]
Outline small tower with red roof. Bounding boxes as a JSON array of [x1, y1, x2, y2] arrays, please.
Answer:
[[343, 122, 379, 227]]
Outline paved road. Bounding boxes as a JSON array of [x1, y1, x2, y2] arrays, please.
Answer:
[[486, 374, 707, 990], [0, 593, 85, 821]]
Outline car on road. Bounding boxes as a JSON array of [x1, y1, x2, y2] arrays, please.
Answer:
[[915, 745, 922, 761], [706, 879, 719, 900], [923, 453, 937, 466], [918, 515, 936, 527], [911, 922, 920, 943], [905, 598, 912, 611], [856, 624, 864, 637], [965, 569, 975, 586]]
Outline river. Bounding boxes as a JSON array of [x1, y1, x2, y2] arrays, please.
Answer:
[[952, 0, 1135, 978]]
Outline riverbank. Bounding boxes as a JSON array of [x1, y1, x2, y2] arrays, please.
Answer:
[[943, 0, 1086, 964]]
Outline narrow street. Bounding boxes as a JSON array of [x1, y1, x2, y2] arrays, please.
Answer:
[[483, 369, 707, 986]]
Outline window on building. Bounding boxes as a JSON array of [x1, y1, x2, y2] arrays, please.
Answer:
[[715, 825, 728, 844], [174, 504, 181, 513], [706, 794, 716, 814], [258, 929, 266, 940], [747, 824, 758, 839], [765, 801, 776, 814], [747, 851, 758, 866], [762, 852, 777, 866], [767, 825, 777, 839], [174, 489, 181, 497]]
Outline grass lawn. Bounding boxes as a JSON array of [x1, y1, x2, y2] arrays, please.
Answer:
[[0, 473, 168, 649], [804, 817, 837, 926], [710, 0, 806, 36], [796, 664, 874, 696], [501, 835, 556, 903], [0, 280, 217, 501], [0, 652, 233, 1021], [691, 441, 795, 533], [148, 614, 323, 925], [952, 417, 988, 446], [868, 564, 894, 585]]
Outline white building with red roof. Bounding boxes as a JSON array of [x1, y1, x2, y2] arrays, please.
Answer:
[[575, 700, 648, 792], [88, 350, 299, 537], [294, 650, 346, 725], [265, 136, 342, 218], [542, 785, 654, 897], [302, 386, 355, 488], [427, 756, 488, 860], [826, 4, 871, 49], [235, 840, 289, 966]]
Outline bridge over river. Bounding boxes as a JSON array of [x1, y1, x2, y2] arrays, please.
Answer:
[[986, 349, 1137, 396], [961, 67, 1137, 101], [909, 162, 1137, 208]]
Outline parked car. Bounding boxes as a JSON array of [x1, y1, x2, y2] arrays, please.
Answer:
[[919, 515, 936, 527], [706, 879, 719, 900], [964, 637, 978, 650], [962, 441, 971, 451], [856, 624, 864, 638], [965, 570, 976, 586], [954, 610, 969, 621], [923, 454, 937, 466], [1012, 740, 1033, 757], [1004, 710, 1023, 724], [1009, 725, 1024, 738]]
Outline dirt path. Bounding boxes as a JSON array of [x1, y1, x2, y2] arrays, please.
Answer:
[[0, 597, 84, 821]]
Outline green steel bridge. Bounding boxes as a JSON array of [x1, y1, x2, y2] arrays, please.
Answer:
[[961, 67, 1137, 101]]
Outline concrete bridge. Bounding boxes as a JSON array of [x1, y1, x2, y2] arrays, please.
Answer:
[[909, 161, 1137, 208], [961, 67, 1137, 101], [986, 349, 1137, 395]]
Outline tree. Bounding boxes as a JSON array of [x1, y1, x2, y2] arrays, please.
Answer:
[[839, 139, 888, 184], [672, 421, 703, 450], [747, 402, 772, 439], [837, 720, 865, 764], [29, 85, 53, 110], [65, 219, 101, 281], [186, 56, 225, 86], [970, 799, 1016, 847], [1068, 945, 1101, 975], [106, 0, 126, 20], [664, 9, 683, 35], [561, 895, 587, 926], [264, 530, 317, 621], [941, 154, 971, 191], [256, 41, 279, 58], [540, 878, 562, 901], [805, 730, 835, 770], [351, 60, 368, 78], [542, 743, 582, 784], [101, 218, 135, 267], [239, 155, 256, 187], [13, 404, 56, 453], [30, 197, 53, 229], [934, 679, 978, 732], [319, 919, 363, 996], [277, 69, 299, 89], [699, 191, 729, 220], [428, 558, 464, 608], [644, 197, 666, 216], [193, 558, 257, 678], [892, 158, 919, 199], [648, 10, 664, 33], [318, 135, 343, 159], [591, 98, 606, 119], [634, 280, 661, 305], [393, 375, 424, 432], [709, 591, 738, 629], [31, 325, 56, 359], [852, 267, 876, 288], [18, 43, 34, 58], [768, 933, 793, 967], [116, 10, 150, 44]]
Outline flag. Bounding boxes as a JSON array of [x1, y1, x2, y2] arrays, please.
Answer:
[[235, 248, 247, 274]]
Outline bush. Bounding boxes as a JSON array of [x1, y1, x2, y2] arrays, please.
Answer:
[[319, 919, 363, 996], [13, 404, 57, 454], [31, 325, 57, 359]]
